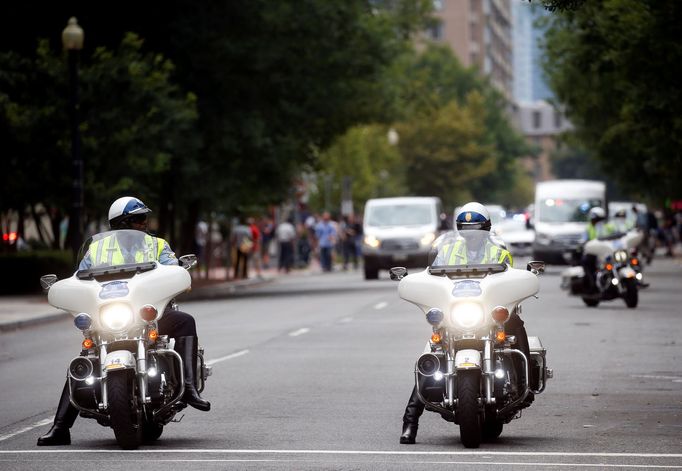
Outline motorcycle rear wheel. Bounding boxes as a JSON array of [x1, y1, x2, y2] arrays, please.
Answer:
[[108, 370, 142, 449], [457, 370, 482, 448], [623, 279, 638, 308]]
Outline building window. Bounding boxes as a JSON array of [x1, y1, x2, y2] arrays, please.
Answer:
[[433, 0, 443, 11], [533, 110, 542, 129], [429, 22, 443, 40], [554, 110, 562, 128]]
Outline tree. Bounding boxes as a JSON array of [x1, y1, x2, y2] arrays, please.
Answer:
[[397, 92, 496, 208], [0, 34, 199, 248], [542, 0, 682, 200]]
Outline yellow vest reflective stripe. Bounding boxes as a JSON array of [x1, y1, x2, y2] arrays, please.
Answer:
[[440, 240, 512, 266], [89, 235, 164, 266]]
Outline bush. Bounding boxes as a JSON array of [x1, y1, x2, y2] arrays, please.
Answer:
[[0, 251, 75, 294]]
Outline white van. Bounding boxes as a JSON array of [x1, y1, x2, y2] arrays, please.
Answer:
[[532, 179, 606, 263], [361, 197, 444, 279]]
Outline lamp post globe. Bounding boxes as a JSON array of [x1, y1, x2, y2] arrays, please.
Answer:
[[62, 17, 84, 260], [62, 17, 84, 50]]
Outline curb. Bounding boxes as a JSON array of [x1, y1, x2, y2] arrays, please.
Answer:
[[0, 276, 276, 332], [0, 311, 71, 332]]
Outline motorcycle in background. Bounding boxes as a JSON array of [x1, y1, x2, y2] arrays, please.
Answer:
[[40, 230, 211, 449], [561, 230, 645, 308], [391, 230, 552, 448]]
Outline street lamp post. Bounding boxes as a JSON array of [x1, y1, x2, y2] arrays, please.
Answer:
[[62, 17, 84, 259]]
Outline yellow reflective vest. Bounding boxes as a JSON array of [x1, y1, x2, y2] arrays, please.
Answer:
[[88, 234, 166, 266], [439, 239, 513, 266]]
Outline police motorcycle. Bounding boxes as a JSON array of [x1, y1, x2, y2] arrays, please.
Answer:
[[561, 229, 644, 308], [39, 229, 211, 449], [390, 230, 552, 448]]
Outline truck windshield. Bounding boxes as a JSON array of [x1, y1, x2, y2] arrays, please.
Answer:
[[366, 204, 434, 227], [539, 198, 602, 223]]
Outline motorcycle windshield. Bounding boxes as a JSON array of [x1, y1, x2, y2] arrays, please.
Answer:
[[77, 230, 160, 270], [430, 229, 509, 267]]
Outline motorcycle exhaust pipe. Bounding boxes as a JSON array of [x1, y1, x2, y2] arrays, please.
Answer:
[[69, 357, 94, 381], [417, 353, 441, 377]]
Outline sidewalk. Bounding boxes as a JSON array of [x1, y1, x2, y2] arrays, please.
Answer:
[[0, 262, 319, 332]]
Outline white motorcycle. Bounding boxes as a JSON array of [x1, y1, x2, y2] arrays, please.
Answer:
[[561, 230, 644, 308], [40, 230, 211, 449], [391, 230, 552, 448]]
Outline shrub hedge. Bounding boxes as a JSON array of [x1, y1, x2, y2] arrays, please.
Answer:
[[0, 251, 75, 294]]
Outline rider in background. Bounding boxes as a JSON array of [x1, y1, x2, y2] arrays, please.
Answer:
[[38, 197, 210, 447], [581, 207, 614, 294], [399, 202, 535, 444]]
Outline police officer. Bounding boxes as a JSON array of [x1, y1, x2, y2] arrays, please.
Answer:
[[38, 197, 210, 446], [581, 207, 614, 294], [399, 202, 535, 444]]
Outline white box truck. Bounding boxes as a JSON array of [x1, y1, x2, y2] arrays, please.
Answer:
[[532, 179, 606, 264]]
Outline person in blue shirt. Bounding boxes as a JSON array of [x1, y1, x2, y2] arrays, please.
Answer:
[[38, 197, 210, 447], [314, 211, 338, 272]]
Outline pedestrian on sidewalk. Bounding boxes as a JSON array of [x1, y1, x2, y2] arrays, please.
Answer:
[[231, 217, 252, 279], [314, 211, 337, 272], [248, 217, 262, 278], [276, 217, 296, 273]]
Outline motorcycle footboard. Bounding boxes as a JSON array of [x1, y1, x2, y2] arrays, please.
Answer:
[[413, 370, 454, 420], [151, 349, 185, 420], [529, 336, 552, 394]]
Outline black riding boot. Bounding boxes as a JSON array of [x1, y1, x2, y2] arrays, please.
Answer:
[[175, 336, 211, 412], [37, 381, 78, 446], [400, 385, 424, 444]]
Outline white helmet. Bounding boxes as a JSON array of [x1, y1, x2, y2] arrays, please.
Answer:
[[455, 202, 491, 231], [108, 196, 152, 229], [588, 206, 606, 222]]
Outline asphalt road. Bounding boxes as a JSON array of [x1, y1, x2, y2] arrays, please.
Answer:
[[1, 257, 681, 470]]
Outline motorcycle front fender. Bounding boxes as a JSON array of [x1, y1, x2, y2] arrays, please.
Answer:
[[103, 350, 136, 373], [454, 349, 481, 370], [617, 266, 636, 280]]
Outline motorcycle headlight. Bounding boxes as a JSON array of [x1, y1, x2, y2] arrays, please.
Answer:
[[363, 235, 380, 248], [450, 302, 485, 330], [100, 303, 134, 331], [614, 250, 628, 263]]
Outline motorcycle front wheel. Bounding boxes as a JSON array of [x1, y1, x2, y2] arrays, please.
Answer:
[[142, 420, 164, 442], [456, 370, 482, 448], [108, 370, 142, 449], [623, 278, 638, 308]]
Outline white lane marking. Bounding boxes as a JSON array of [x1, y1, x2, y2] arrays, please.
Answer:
[[205, 349, 249, 366], [1, 450, 681, 458], [632, 374, 682, 384], [0, 458, 672, 468], [0, 418, 52, 442], [288, 328, 310, 337], [374, 301, 388, 310]]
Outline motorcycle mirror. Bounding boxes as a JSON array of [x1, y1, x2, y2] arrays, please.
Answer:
[[179, 254, 198, 270], [40, 274, 58, 292], [526, 261, 545, 275], [389, 266, 408, 281]]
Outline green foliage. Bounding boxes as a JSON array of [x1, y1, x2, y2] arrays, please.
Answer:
[[315, 124, 407, 211], [0, 34, 200, 245], [397, 92, 496, 207], [543, 0, 682, 199]]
